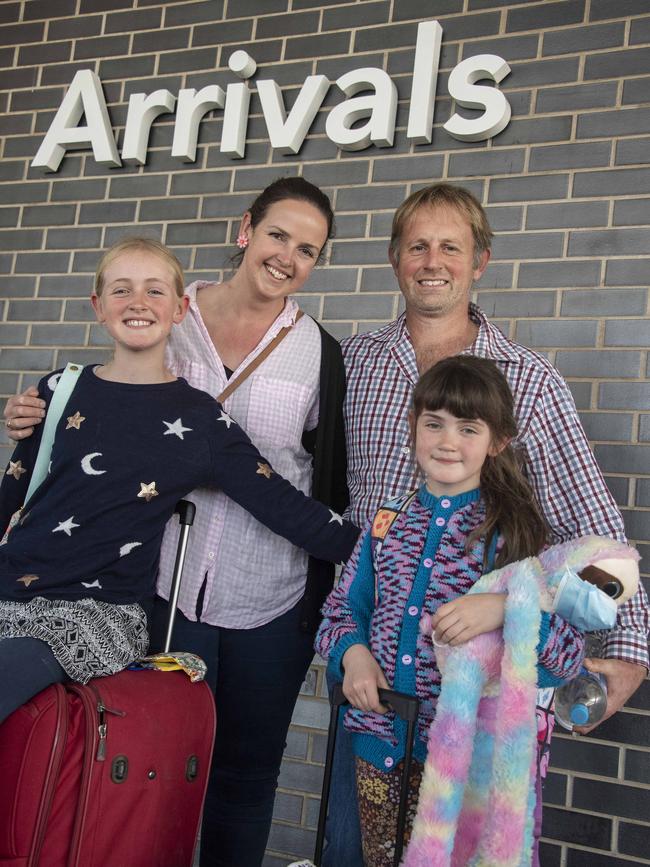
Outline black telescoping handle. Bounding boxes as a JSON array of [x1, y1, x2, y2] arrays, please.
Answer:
[[314, 681, 419, 867], [162, 500, 196, 654]]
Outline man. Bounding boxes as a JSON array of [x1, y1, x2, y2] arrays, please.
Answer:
[[324, 183, 649, 865]]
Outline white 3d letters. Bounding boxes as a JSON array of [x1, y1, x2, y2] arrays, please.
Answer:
[[326, 68, 397, 150], [444, 55, 512, 142], [258, 76, 330, 154]]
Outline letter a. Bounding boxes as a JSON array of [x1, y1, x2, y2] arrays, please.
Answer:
[[32, 70, 120, 172]]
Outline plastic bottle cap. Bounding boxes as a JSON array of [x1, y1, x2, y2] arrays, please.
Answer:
[[570, 703, 590, 726]]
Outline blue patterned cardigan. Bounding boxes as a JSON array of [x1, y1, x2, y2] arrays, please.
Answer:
[[314, 485, 584, 771]]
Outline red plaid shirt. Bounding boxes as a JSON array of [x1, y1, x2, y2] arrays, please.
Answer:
[[342, 304, 649, 668]]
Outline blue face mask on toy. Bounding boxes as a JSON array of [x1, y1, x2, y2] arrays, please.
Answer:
[[552, 567, 618, 630]]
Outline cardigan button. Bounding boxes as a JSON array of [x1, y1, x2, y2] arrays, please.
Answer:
[[408, 605, 419, 616], [435, 517, 445, 527], [423, 558, 433, 568], [440, 498, 451, 509], [401, 654, 413, 665]]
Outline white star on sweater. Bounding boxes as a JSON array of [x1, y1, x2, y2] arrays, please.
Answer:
[[53, 516, 80, 537], [163, 418, 192, 440], [329, 510, 343, 525], [217, 410, 234, 429]]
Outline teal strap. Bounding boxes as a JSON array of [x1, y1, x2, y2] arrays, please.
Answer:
[[25, 363, 84, 503]]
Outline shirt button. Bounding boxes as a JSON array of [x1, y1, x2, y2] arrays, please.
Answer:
[[423, 558, 433, 568], [384, 756, 394, 769], [435, 517, 445, 527], [208, 552, 215, 559], [440, 498, 451, 509], [408, 605, 419, 616], [402, 654, 413, 665], [401, 446, 410, 455]]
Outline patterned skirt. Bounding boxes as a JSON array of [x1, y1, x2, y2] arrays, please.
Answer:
[[0, 596, 149, 683], [356, 755, 424, 867]]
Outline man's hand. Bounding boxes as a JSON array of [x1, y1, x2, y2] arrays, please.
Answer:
[[342, 644, 390, 713], [573, 657, 647, 734], [3, 388, 45, 441], [431, 593, 506, 646]]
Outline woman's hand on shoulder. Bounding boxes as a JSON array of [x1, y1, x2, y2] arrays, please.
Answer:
[[4, 387, 45, 441], [431, 593, 506, 646], [342, 644, 390, 713]]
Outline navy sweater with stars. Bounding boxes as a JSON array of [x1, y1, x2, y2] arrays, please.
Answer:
[[0, 367, 359, 605]]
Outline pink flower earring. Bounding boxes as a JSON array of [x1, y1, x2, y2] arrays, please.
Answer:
[[236, 233, 249, 250]]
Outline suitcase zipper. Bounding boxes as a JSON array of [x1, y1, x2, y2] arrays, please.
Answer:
[[94, 698, 126, 761]]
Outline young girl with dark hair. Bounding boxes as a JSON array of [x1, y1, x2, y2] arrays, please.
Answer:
[[315, 355, 585, 867]]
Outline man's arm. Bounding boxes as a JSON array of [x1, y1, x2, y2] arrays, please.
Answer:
[[521, 371, 648, 721]]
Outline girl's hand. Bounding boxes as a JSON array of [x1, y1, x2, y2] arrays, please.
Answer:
[[3, 388, 45, 441], [342, 644, 390, 713], [431, 593, 506, 646]]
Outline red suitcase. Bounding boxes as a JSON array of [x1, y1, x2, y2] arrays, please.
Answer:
[[0, 501, 215, 867]]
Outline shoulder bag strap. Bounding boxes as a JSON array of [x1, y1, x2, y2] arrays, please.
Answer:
[[217, 310, 304, 404], [26, 362, 84, 502]]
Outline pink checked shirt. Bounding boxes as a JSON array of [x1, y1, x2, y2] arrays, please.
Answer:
[[156, 283, 321, 629], [342, 304, 649, 668]]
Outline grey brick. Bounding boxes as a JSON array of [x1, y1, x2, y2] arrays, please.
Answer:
[[333, 214, 367, 240], [372, 154, 445, 183], [464, 33, 539, 62], [579, 411, 634, 442], [105, 7, 161, 34], [475, 264, 515, 290], [48, 15, 102, 40], [139, 198, 200, 223], [0, 348, 55, 370], [191, 20, 252, 49], [30, 324, 87, 346], [99, 54, 156, 81], [323, 1, 389, 30], [636, 479, 650, 508], [8, 299, 62, 322], [165, 0, 225, 26], [508, 57, 580, 89], [272, 790, 303, 823], [491, 232, 565, 261], [543, 21, 624, 56], [79, 0, 131, 11], [284, 728, 308, 761], [590, 0, 650, 19], [158, 47, 218, 74], [40, 275, 92, 298], [88, 324, 112, 347], [40, 60, 99, 87], [621, 508, 650, 543], [566, 380, 592, 409], [131, 27, 189, 54], [192, 246, 230, 271], [46, 227, 102, 249], [335, 186, 406, 213], [0, 115, 32, 136], [0, 228, 43, 252], [2, 182, 49, 205], [640, 415, 650, 443], [445, 149, 521, 180], [585, 47, 650, 80], [51, 179, 107, 202], [221, 39, 282, 65], [604, 319, 650, 347], [322, 293, 394, 320], [602, 474, 629, 507], [0, 276, 37, 297], [562, 288, 647, 316], [616, 137, 650, 167], [369, 212, 393, 237], [0, 324, 28, 345], [256, 10, 319, 38], [360, 267, 398, 293], [527, 201, 609, 231], [557, 350, 640, 379], [0, 66, 39, 90], [109, 175, 168, 200], [55, 347, 111, 367], [0, 21, 45, 45], [79, 201, 137, 225], [494, 117, 573, 147], [0, 373, 19, 395], [64, 300, 96, 322], [166, 221, 226, 246], [0, 208, 19, 228], [233, 166, 299, 192], [302, 268, 356, 293], [330, 237, 394, 266], [605, 260, 650, 287], [600, 380, 650, 409], [201, 193, 256, 219], [623, 76, 650, 105], [521, 261, 600, 290], [489, 175, 569, 204], [595, 444, 650, 476], [569, 228, 650, 257], [4, 135, 54, 160], [0, 161, 27, 183], [631, 17, 650, 45], [0, 2, 20, 24], [302, 160, 370, 189], [285, 32, 350, 61], [72, 34, 129, 61], [536, 81, 618, 115], [479, 291, 557, 318], [266, 821, 315, 860], [21, 204, 76, 228], [613, 198, 650, 226], [507, 0, 585, 31], [276, 755, 323, 796], [515, 319, 598, 348], [17, 40, 71, 66], [577, 108, 650, 139], [529, 142, 612, 173]]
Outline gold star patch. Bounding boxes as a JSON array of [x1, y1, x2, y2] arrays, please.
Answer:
[[256, 462, 273, 479], [138, 481, 159, 502], [66, 411, 85, 430], [17, 574, 40, 587], [6, 460, 27, 480]]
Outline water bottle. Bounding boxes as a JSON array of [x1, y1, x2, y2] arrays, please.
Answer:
[[554, 667, 608, 730]]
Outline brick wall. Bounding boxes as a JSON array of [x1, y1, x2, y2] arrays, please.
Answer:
[[1, 1, 648, 864]]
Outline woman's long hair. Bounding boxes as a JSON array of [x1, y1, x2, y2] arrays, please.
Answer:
[[412, 355, 549, 567]]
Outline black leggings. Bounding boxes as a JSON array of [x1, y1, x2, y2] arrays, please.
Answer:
[[0, 636, 69, 724]]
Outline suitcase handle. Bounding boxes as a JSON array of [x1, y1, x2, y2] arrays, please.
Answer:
[[315, 681, 420, 866], [162, 500, 196, 653]]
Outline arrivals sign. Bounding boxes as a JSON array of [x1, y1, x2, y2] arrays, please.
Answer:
[[32, 20, 512, 172]]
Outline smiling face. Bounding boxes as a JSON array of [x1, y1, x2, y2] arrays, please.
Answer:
[[91, 249, 189, 355], [413, 407, 497, 497], [236, 198, 329, 303], [389, 204, 490, 320]]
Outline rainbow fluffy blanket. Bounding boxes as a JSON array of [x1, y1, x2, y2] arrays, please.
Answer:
[[402, 535, 638, 867]]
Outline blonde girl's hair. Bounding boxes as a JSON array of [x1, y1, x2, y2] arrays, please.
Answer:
[[412, 355, 550, 567], [94, 237, 185, 298]]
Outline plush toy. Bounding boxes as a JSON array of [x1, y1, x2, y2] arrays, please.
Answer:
[[403, 536, 640, 867]]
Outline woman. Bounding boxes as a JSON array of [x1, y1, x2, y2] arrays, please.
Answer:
[[4, 177, 348, 867]]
